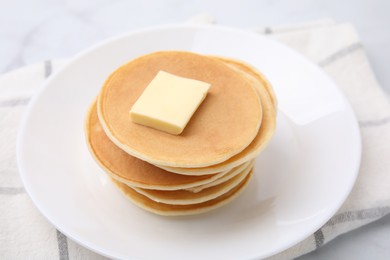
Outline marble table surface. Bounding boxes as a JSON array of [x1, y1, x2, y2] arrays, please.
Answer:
[[1, 0, 389, 259]]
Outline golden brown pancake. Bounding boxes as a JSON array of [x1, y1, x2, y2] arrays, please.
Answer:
[[85, 100, 231, 190], [185, 160, 253, 193], [158, 58, 276, 175], [97, 51, 262, 168], [112, 170, 253, 216], [132, 161, 253, 205], [212, 56, 277, 110]]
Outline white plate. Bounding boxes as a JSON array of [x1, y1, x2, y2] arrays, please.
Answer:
[[17, 25, 361, 259]]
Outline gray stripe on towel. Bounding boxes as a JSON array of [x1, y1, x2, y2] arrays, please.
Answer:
[[56, 230, 69, 260], [359, 115, 390, 127], [45, 60, 52, 78], [314, 229, 325, 248], [0, 98, 30, 107], [319, 42, 363, 67], [0, 187, 25, 194], [326, 207, 390, 226], [312, 207, 390, 249], [264, 27, 273, 34]]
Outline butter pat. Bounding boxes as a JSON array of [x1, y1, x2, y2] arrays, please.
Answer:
[[130, 71, 211, 135]]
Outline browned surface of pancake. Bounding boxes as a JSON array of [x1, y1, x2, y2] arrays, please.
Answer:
[[112, 170, 253, 216], [97, 51, 262, 167], [133, 162, 252, 205], [185, 160, 252, 193], [85, 100, 228, 190], [216, 57, 278, 110], [159, 59, 276, 175]]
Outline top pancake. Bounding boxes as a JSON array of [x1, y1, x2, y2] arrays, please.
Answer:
[[215, 56, 278, 111], [158, 57, 277, 175], [98, 51, 262, 168]]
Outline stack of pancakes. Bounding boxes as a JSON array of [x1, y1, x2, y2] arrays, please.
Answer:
[[85, 51, 277, 216]]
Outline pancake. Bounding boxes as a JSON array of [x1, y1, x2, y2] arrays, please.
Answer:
[[97, 51, 262, 168], [85, 100, 231, 190], [132, 161, 253, 205], [212, 56, 278, 110], [158, 58, 276, 175], [112, 170, 253, 216], [185, 160, 253, 193]]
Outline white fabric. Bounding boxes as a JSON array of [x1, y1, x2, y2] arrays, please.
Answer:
[[1, 20, 389, 259]]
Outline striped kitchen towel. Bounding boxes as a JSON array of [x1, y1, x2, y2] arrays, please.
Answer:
[[1, 20, 390, 259]]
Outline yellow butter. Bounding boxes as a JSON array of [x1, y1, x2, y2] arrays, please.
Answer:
[[130, 71, 211, 135]]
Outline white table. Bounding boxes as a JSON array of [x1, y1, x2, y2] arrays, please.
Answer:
[[1, 0, 389, 258]]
